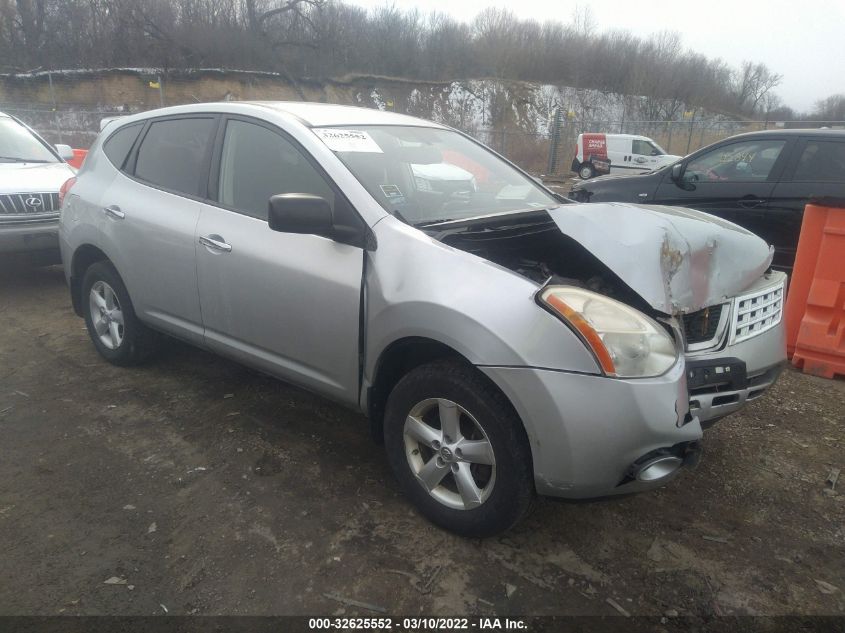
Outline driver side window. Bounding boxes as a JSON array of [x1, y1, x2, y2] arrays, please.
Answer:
[[218, 119, 335, 220], [632, 139, 654, 156], [684, 140, 785, 183]]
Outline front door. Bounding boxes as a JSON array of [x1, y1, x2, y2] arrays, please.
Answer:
[[653, 137, 792, 241], [196, 117, 364, 404]]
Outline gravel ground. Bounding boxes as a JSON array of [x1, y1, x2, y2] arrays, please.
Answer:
[[0, 259, 843, 617]]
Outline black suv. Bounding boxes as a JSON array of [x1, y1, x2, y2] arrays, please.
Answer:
[[569, 129, 845, 271]]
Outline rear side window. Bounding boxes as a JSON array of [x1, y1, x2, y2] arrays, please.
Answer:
[[135, 118, 215, 196], [793, 140, 845, 182], [103, 123, 142, 170]]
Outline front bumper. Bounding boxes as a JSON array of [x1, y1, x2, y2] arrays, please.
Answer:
[[0, 218, 59, 254], [480, 358, 703, 499], [685, 271, 788, 425]]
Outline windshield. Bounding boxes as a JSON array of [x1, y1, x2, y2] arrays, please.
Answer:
[[314, 125, 557, 225], [0, 117, 58, 163]]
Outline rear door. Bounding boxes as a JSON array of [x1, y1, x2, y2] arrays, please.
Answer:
[[195, 116, 365, 404], [607, 137, 631, 174], [653, 136, 794, 238], [99, 115, 217, 345], [767, 136, 845, 270]]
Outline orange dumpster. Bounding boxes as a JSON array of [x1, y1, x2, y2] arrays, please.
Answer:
[[786, 199, 845, 379]]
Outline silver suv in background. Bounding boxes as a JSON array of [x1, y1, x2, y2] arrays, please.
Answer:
[[59, 103, 787, 536], [0, 112, 76, 261]]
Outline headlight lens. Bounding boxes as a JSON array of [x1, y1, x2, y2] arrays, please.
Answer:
[[539, 286, 677, 378]]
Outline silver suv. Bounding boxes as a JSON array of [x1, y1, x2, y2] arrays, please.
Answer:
[[1, 111, 76, 261], [60, 103, 787, 536]]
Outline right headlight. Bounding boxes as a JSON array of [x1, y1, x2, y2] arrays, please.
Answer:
[[539, 286, 677, 378]]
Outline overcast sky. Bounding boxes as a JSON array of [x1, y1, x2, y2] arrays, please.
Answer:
[[346, 0, 842, 113]]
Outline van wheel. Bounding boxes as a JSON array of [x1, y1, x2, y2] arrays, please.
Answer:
[[81, 261, 158, 366], [383, 360, 534, 537], [579, 163, 596, 179]]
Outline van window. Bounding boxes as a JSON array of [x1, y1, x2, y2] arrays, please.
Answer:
[[135, 118, 215, 196], [684, 140, 786, 182], [632, 139, 664, 156], [103, 123, 143, 170], [793, 141, 845, 182], [217, 119, 335, 221]]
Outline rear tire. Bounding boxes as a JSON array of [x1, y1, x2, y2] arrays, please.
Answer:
[[384, 360, 535, 537], [579, 163, 596, 179], [81, 261, 158, 366]]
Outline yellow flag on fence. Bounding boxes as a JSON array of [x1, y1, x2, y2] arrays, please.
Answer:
[[149, 81, 160, 89]]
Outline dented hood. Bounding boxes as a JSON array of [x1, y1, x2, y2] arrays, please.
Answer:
[[547, 203, 774, 314]]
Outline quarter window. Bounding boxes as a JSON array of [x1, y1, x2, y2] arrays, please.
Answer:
[[103, 123, 143, 170], [218, 119, 335, 220], [135, 118, 215, 196], [684, 140, 785, 182], [793, 141, 845, 182]]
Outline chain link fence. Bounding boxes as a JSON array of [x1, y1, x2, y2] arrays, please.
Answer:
[[4, 93, 842, 180]]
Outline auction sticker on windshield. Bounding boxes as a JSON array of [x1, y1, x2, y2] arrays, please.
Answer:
[[313, 129, 383, 153]]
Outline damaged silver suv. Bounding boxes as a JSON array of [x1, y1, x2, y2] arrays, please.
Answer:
[[59, 103, 787, 537]]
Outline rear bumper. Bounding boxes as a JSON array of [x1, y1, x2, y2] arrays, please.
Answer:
[[0, 219, 59, 254]]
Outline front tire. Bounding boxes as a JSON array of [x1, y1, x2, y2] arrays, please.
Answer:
[[81, 261, 157, 366], [384, 360, 534, 537]]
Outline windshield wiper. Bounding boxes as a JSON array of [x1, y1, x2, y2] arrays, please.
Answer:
[[0, 156, 50, 163], [415, 205, 560, 229]]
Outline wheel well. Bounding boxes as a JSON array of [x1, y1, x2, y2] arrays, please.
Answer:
[[70, 244, 109, 316]]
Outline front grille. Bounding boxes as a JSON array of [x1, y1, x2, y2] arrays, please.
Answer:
[[682, 304, 724, 345], [731, 282, 785, 344], [0, 192, 60, 215]]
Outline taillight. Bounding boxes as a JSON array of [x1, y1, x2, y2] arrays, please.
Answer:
[[59, 177, 77, 206]]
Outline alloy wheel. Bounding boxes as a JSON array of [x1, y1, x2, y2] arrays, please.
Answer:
[[403, 398, 496, 510], [89, 280, 125, 350]]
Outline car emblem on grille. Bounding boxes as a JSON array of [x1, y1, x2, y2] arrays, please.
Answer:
[[25, 196, 43, 208]]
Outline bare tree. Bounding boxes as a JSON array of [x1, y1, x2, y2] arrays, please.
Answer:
[[732, 61, 783, 114]]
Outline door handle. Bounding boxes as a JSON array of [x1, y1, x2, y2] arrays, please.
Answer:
[[738, 197, 766, 209], [199, 235, 232, 253], [103, 205, 125, 219]]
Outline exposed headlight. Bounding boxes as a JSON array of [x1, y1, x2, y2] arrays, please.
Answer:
[[539, 286, 677, 378]]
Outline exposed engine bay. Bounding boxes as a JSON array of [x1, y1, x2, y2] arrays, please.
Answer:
[[426, 211, 656, 316], [423, 201, 775, 317]]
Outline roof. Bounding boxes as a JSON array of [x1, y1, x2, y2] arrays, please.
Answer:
[[243, 101, 445, 128], [726, 128, 845, 137]]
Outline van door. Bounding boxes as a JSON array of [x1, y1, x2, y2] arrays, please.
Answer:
[[195, 117, 365, 404], [652, 137, 793, 241], [98, 115, 217, 345], [632, 138, 664, 171], [606, 137, 630, 174]]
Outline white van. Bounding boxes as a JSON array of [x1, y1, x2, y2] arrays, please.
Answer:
[[571, 133, 681, 179]]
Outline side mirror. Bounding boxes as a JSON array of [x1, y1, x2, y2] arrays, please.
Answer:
[[671, 163, 684, 182], [55, 144, 75, 160], [268, 194, 334, 237]]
